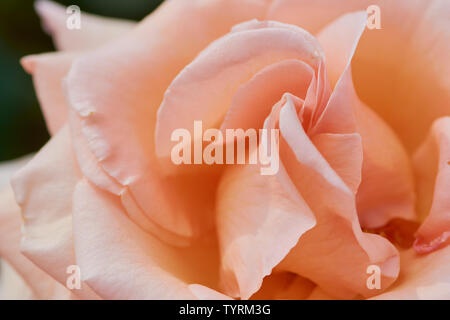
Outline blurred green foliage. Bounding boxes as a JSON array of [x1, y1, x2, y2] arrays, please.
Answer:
[[0, 0, 163, 161]]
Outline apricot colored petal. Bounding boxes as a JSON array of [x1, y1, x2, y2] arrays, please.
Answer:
[[0, 155, 32, 189], [68, 110, 122, 195], [307, 287, 338, 300], [267, 0, 371, 34], [221, 59, 314, 132], [66, 0, 271, 241], [217, 163, 315, 299], [21, 52, 77, 135], [269, 0, 450, 152], [315, 11, 415, 227], [413, 117, 450, 253], [156, 21, 321, 160], [371, 246, 450, 300], [355, 102, 416, 228], [34, 0, 135, 51], [251, 273, 315, 300], [72, 179, 227, 300], [0, 259, 34, 300], [352, 0, 450, 152], [11, 127, 99, 299], [0, 186, 71, 299], [317, 11, 367, 88], [311, 133, 362, 194], [277, 98, 399, 299]]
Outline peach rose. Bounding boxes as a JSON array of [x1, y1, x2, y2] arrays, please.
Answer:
[[0, 0, 449, 300]]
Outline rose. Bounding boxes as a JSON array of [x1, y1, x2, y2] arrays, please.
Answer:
[[0, 0, 449, 300]]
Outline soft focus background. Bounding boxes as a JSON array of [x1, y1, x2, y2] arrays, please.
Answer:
[[0, 0, 164, 162]]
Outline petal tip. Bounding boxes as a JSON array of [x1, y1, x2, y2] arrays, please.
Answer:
[[20, 56, 36, 74], [34, 0, 65, 35]]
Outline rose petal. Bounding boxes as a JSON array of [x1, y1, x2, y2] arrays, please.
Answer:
[[220, 59, 315, 132], [269, 0, 450, 152], [0, 155, 32, 190], [34, 0, 135, 51], [0, 185, 71, 299], [156, 20, 322, 160], [68, 110, 122, 195], [11, 126, 100, 299], [306, 287, 337, 300], [0, 259, 34, 300], [66, 0, 272, 241], [72, 179, 228, 300], [371, 246, 450, 299], [316, 11, 416, 228], [250, 273, 315, 300], [311, 133, 362, 194], [21, 52, 77, 134], [267, 0, 369, 34], [413, 117, 450, 253], [352, 0, 450, 152], [277, 97, 400, 299], [217, 161, 315, 299]]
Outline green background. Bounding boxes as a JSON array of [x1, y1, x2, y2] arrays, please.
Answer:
[[0, 0, 164, 161]]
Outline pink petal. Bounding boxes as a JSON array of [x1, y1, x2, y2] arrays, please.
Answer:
[[0, 185, 71, 299], [311, 133, 362, 194], [66, 0, 271, 241], [217, 162, 315, 299], [352, 0, 450, 152], [34, 0, 135, 51], [371, 246, 450, 299], [0, 155, 32, 189], [316, 11, 416, 228], [220, 59, 314, 132], [21, 52, 77, 135], [267, 0, 369, 34], [269, 0, 450, 153], [0, 259, 34, 300], [72, 179, 228, 299], [277, 97, 400, 299], [156, 21, 322, 160], [307, 287, 338, 300], [413, 117, 450, 253], [250, 273, 315, 300], [68, 110, 122, 195], [11, 127, 100, 299]]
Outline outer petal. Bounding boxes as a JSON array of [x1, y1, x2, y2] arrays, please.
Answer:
[[413, 117, 450, 253], [66, 0, 272, 242], [21, 52, 77, 135], [371, 246, 450, 300], [72, 179, 228, 300], [0, 259, 34, 300], [0, 185, 71, 299], [35, 0, 135, 51], [0, 155, 32, 189], [11, 127, 99, 299]]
